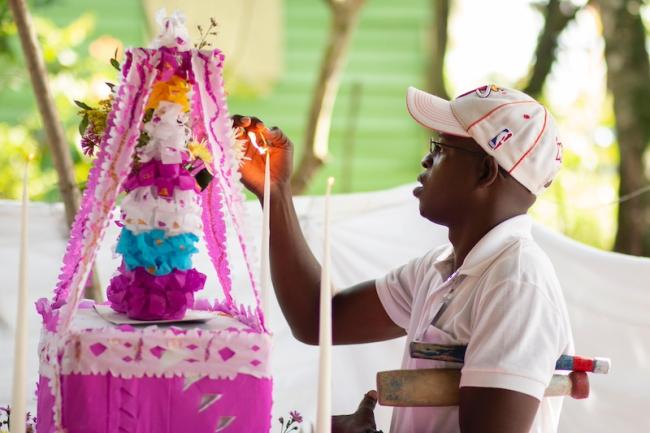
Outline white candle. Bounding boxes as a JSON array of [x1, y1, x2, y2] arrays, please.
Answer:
[[315, 177, 335, 433], [260, 150, 271, 319], [11, 154, 32, 433]]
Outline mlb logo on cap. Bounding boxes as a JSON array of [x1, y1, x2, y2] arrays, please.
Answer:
[[406, 84, 563, 196]]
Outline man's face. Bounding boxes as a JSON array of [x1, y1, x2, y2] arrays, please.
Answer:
[[413, 133, 486, 225]]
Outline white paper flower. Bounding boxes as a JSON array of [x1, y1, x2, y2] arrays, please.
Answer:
[[151, 9, 192, 52], [139, 101, 191, 164], [121, 187, 202, 236]]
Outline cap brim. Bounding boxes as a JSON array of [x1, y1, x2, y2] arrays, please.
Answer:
[[406, 86, 470, 137]]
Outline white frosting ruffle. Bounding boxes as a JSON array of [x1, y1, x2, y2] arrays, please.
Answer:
[[139, 101, 191, 165], [121, 186, 202, 236], [38, 308, 272, 380]]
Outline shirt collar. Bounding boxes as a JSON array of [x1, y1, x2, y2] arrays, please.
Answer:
[[434, 214, 533, 279], [433, 245, 455, 280]]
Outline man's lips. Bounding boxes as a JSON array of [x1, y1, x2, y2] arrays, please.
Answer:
[[413, 174, 425, 197]]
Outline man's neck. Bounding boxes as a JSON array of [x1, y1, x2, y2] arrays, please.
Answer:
[[447, 211, 526, 272]]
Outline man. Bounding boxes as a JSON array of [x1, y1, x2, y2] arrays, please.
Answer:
[[233, 84, 574, 433]]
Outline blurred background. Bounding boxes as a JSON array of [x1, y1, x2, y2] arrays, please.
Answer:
[[0, 0, 649, 253], [1, 1, 650, 431]]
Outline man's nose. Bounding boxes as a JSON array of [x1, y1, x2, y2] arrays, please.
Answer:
[[421, 153, 433, 168]]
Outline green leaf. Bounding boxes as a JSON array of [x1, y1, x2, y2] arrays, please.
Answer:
[[137, 131, 150, 148], [110, 58, 121, 71], [143, 108, 154, 123], [74, 100, 93, 110], [79, 114, 89, 135]]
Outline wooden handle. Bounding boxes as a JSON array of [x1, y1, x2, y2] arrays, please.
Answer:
[[377, 369, 589, 407]]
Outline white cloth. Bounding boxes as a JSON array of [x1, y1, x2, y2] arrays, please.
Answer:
[[0, 184, 649, 433], [376, 215, 574, 433]]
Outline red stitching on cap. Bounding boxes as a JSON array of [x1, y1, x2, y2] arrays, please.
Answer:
[[466, 100, 535, 131], [509, 108, 548, 173]]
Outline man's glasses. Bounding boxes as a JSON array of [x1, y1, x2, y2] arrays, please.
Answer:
[[429, 138, 510, 176], [429, 138, 486, 157]]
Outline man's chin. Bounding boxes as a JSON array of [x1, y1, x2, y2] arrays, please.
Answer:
[[418, 204, 447, 226]]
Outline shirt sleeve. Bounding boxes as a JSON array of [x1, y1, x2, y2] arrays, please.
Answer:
[[375, 254, 426, 330], [460, 280, 566, 400]]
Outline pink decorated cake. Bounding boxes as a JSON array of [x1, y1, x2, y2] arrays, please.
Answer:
[[35, 12, 272, 433]]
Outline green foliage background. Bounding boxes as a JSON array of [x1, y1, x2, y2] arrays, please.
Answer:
[[0, 0, 623, 251]]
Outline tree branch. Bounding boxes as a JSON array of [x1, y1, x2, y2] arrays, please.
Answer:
[[595, 0, 650, 255], [290, 0, 365, 193], [428, 0, 450, 99], [524, 0, 579, 98]]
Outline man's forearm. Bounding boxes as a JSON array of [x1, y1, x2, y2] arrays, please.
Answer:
[[268, 184, 322, 344]]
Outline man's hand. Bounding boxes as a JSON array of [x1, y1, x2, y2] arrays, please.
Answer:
[[332, 391, 380, 433], [232, 115, 294, 200], [230, 116, 402, 347]]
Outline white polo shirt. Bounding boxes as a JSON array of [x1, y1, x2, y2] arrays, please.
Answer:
[[376, 215, 574, 433]]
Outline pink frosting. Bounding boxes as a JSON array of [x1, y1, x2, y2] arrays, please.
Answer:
[[122, 160, 199, 196], [107, 267, 206, 320], [37, 373, 272, 433]]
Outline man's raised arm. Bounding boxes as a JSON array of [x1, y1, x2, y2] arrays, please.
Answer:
[[233, 115, 405, 345]]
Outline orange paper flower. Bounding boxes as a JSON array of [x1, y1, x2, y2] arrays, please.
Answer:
[[146, 75, 190, 112]]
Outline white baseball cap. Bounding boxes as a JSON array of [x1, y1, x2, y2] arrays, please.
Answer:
[[406, 84, 563, 195]]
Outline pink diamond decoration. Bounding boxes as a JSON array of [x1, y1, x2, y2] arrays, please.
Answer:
[[150, 345, 166, 359], [187, 344, 198, 350], [250, 359, 261, 367], [122, 356, 133, 363], [251, 345, 260, 352], [218, 347, 235, 361], [89, 343, 107, 357], [124, 342, 132, 348], [186, 358, 199, 363]]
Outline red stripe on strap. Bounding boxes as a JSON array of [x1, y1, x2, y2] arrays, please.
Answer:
[[572, 356, 595, 372]]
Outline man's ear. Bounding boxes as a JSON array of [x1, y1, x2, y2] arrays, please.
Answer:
[[477, 156, 500, 188]]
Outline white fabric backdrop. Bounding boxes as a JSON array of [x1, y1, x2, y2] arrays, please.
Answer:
[[1, 184, 649, 432]]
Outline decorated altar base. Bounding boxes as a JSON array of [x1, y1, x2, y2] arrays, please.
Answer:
[[35, 306, 272, 433], [29, 12, 274, 433]]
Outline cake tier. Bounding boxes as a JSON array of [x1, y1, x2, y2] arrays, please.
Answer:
[[120, 186, 203, 237], [37, 305, 272, 433], [116, 229, 200, 275], [122, 161, 199, 199], [36, 373, 272, 433], [106, 266, 206, 320]]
